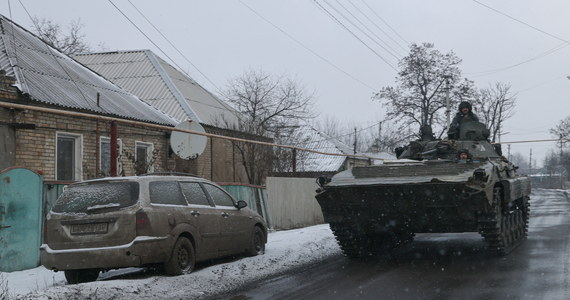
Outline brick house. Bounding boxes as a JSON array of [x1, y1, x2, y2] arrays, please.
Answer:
[[0, 15, 182, 181], [72, 50, 270, 184], [0, 15, 268, 184]]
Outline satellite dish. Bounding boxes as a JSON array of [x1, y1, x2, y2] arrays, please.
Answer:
[[170, 120, 207, 160]]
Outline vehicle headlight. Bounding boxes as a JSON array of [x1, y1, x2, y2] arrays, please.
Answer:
[[473, 168, 487, 181]]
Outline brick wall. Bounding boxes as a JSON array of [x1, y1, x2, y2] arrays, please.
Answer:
[[11, 108, 174, 181]]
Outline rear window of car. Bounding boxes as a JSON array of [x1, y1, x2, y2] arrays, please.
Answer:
[[52, 181, 139, 213]]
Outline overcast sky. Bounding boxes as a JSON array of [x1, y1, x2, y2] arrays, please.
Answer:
[[2, 0, 570, 166]]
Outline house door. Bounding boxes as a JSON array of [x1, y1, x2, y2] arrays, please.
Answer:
[[0, 168, 43, 271]]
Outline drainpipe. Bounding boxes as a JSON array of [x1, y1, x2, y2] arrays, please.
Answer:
[[110, 121, 118, 177]]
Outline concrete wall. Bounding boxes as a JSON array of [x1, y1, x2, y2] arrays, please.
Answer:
[[266, 177, 324, 230]]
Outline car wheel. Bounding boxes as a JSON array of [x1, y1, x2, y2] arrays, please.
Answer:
[[164, 237, 195, 276], [246, 226, 265, 256], [64, 269, 100, 284]]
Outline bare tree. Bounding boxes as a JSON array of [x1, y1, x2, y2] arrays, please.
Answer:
[[375, 43, 476, 138], [544, 116, 570, 180], [550, 116, 570, 156], [509, 152, 526, 169], [223, 69, 315, 184], [474, 82, 516, 143], [31, 17, 91, 55]]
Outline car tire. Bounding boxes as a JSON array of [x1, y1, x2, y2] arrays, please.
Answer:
[[164, 237, 195, 276], [64, 269, 100, 284], [246, 226, 265, 256]]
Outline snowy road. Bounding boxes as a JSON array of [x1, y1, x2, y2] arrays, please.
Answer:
[[224, 189, 570, 300], [6, 188, 570, 299]]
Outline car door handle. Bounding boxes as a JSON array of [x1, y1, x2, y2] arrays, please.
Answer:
[[191, 210, 200, 217], [221, 212, 229, 218], [0, 225, 10, 230]]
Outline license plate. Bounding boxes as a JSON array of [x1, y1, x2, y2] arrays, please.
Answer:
[[70, 223, 108, 235]]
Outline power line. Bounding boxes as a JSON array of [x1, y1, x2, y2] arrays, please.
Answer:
[[305, 120, 383, 145], [238, 0, 378, 91], [107, 0, 216, 94], [359, 0, 409, 46], [472, 0, 570, 44], [466, 42, 569, 78], [312, 0, 398, 71], [329, 0, 403, 60], [125, 0, 222, 94], [516, 74, 568, 94], [346, 0, 408, 52]]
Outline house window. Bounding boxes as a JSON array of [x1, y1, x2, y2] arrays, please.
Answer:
[[100, 137, 122, 177], [56, 133, 82, 181], [135, 141, 154, 175]]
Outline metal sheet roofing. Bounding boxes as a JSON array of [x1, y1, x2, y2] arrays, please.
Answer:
[[0, 16, 176, 126], [292, 125, 353, 173], [74, 50, 241, 126], [290, 125, 396, 172]]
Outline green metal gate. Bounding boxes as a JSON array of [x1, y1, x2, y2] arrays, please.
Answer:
[[0, 167, 43, 271]]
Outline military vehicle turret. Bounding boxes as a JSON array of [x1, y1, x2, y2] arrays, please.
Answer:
[[315, 121, 530, 258]]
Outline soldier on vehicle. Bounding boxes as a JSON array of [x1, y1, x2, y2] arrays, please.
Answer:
[[457, 149, 471, 161], [448, 101, 479, 139]]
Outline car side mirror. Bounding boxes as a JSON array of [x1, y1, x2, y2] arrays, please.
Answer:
[[236, 200, 247, 209]]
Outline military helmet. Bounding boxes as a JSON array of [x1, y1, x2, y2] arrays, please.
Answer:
[[458, 101, 472, 111]]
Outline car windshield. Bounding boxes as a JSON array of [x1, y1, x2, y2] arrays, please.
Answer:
[[52, 181, 139, 213]]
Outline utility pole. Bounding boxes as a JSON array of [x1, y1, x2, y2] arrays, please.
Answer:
[[443, 75, 452, 133], [507, 144, 511, 161], [560, 133, 564, 158], [352, 127, 357, 168], [529, 148, 532, 173], [353, 127, 357, 154]]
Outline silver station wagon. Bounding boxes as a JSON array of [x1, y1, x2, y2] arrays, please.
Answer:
[[40, 174, 267, 284]]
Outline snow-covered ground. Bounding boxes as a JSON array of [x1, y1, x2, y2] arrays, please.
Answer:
[[2, 224, 341, 299]]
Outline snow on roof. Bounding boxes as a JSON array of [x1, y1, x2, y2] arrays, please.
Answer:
[[359, 151, 397, 165], [0, 15, 176, 126], [74, 50, 241, 126], [289, 125, 397, 172], [292, 125, 357, 173]]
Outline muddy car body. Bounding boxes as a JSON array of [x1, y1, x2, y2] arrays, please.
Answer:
[[316, 121, 531, 258], [41, 175, 267, 283]]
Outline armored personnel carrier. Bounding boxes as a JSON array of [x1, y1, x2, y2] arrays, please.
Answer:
[[315, 121, 530, 258]]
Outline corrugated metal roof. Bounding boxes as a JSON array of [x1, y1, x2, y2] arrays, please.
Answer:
[[291, 125, 353, 172], [156, 56, 241, 126], [290, 125, 396, 172], [73, 50, 241, 126], [0, 16, 176, 126]]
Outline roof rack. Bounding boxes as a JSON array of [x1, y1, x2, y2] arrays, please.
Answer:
[[140, 172, 199, 177]]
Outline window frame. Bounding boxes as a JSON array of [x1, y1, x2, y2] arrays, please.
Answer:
[[134, 141, 154, 174], [55, 132, 83, 181], [202, 183, 237, 207], [148, 180, 187, 206], [99, 137, 123, 177], [179, 181, 214, 207]]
